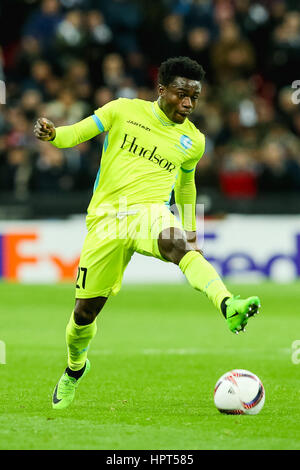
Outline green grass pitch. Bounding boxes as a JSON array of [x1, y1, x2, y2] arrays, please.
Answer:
[[0, 281, 299, 450]]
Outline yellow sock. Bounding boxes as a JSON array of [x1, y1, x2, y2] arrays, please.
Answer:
[[66, 311, 97, 371], [179, 251, 232, 312]]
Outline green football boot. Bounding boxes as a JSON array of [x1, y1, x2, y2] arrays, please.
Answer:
[[52, 359, 90, 410], [225, 295, 261, 334]]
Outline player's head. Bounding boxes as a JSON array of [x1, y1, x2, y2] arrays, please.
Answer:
[[157, 56, 205, 124]]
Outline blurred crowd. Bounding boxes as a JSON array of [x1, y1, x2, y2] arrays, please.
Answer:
[[1, 0, 300, 201]]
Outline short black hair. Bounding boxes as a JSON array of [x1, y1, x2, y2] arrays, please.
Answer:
[[158, 56, 205, 87]]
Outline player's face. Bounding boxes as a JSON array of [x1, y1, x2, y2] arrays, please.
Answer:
[[158, 77, 201, 124]]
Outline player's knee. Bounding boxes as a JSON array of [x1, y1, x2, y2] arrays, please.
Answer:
[[74, 297, 107, 325], [158, 228, 189, 264], [74, 303, 97, 325]]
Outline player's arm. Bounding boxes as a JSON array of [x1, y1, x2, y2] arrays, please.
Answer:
[[34, 99, 121, 146], [175, 132, 205, 251], [33, 115, 102, 148], [174, 165, 200, 251]]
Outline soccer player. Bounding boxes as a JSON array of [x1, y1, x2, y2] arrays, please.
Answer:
[[34, 57, 261, 410]]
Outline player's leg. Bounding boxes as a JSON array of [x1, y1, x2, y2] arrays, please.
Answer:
[[158, 226, 232, 310], [157, 226, 260, 334], [52, 214, 133, 410], [131, 204, 232, 312], [53, 296, 107, 410], [66, 296, 108, 374]]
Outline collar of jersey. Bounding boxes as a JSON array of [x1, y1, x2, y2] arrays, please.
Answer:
[[152, 101, 178, 127]]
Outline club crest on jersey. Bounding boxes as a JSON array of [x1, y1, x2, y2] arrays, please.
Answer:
[[175, 135, 193, 155], [180, 135, 193, 150]]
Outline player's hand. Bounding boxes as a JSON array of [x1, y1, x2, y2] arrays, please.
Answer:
[[185, 230, 203, 256], [34, 117, 56, 141]]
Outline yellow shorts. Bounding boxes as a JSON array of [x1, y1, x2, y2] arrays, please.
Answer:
[[75, 203, 182, 299]]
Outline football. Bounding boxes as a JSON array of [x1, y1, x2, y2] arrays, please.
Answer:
[[214, 369, 265, 415]]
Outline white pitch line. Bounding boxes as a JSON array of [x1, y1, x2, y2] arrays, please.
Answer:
[[89, 347, 286, 356]]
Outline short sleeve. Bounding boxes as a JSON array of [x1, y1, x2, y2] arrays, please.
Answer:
[[93, 99, 121, 132]]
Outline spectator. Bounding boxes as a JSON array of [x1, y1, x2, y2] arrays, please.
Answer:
[[171, 0, 216, 33], [126, 51, 150, 88], [86, 10, 113, 46], [233, 0, 271, 73], [1, 147, 34, 198], [63, 141, 95, 190], [210, 20, 256, 84], [85, 10, 114, 83], [219, 148, 258, 199], [197, 101, 224, 142], [136, 87, 157, 102], [268, 0, 288, 30], [277, 86, 298, 131], [22, 0, 63, 53], [214, 0, 235, 25], [158, 14, 186, 63], [1, 0, 300, 202], [116, 76, 138, 99], [63, 60, 92, 100], [44, 87, 90, 125], [101, 53, 126, 91], [5, 108, 36, 150], [20, 89, 43, 121], [22, 60, 54, 97], [94, 0, 142, 53], [195, 139, 219, 191], [269, 11, 300, 87], [12, 37, 43, 86], [184, 27, 212, 79], [33, 144, 73, 192], [94, 87, 114, 108], [258, 141, 297, 193], [55, 9, 87, 64]]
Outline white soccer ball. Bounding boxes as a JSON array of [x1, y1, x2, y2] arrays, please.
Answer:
[[214, 369, 265, 415]]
